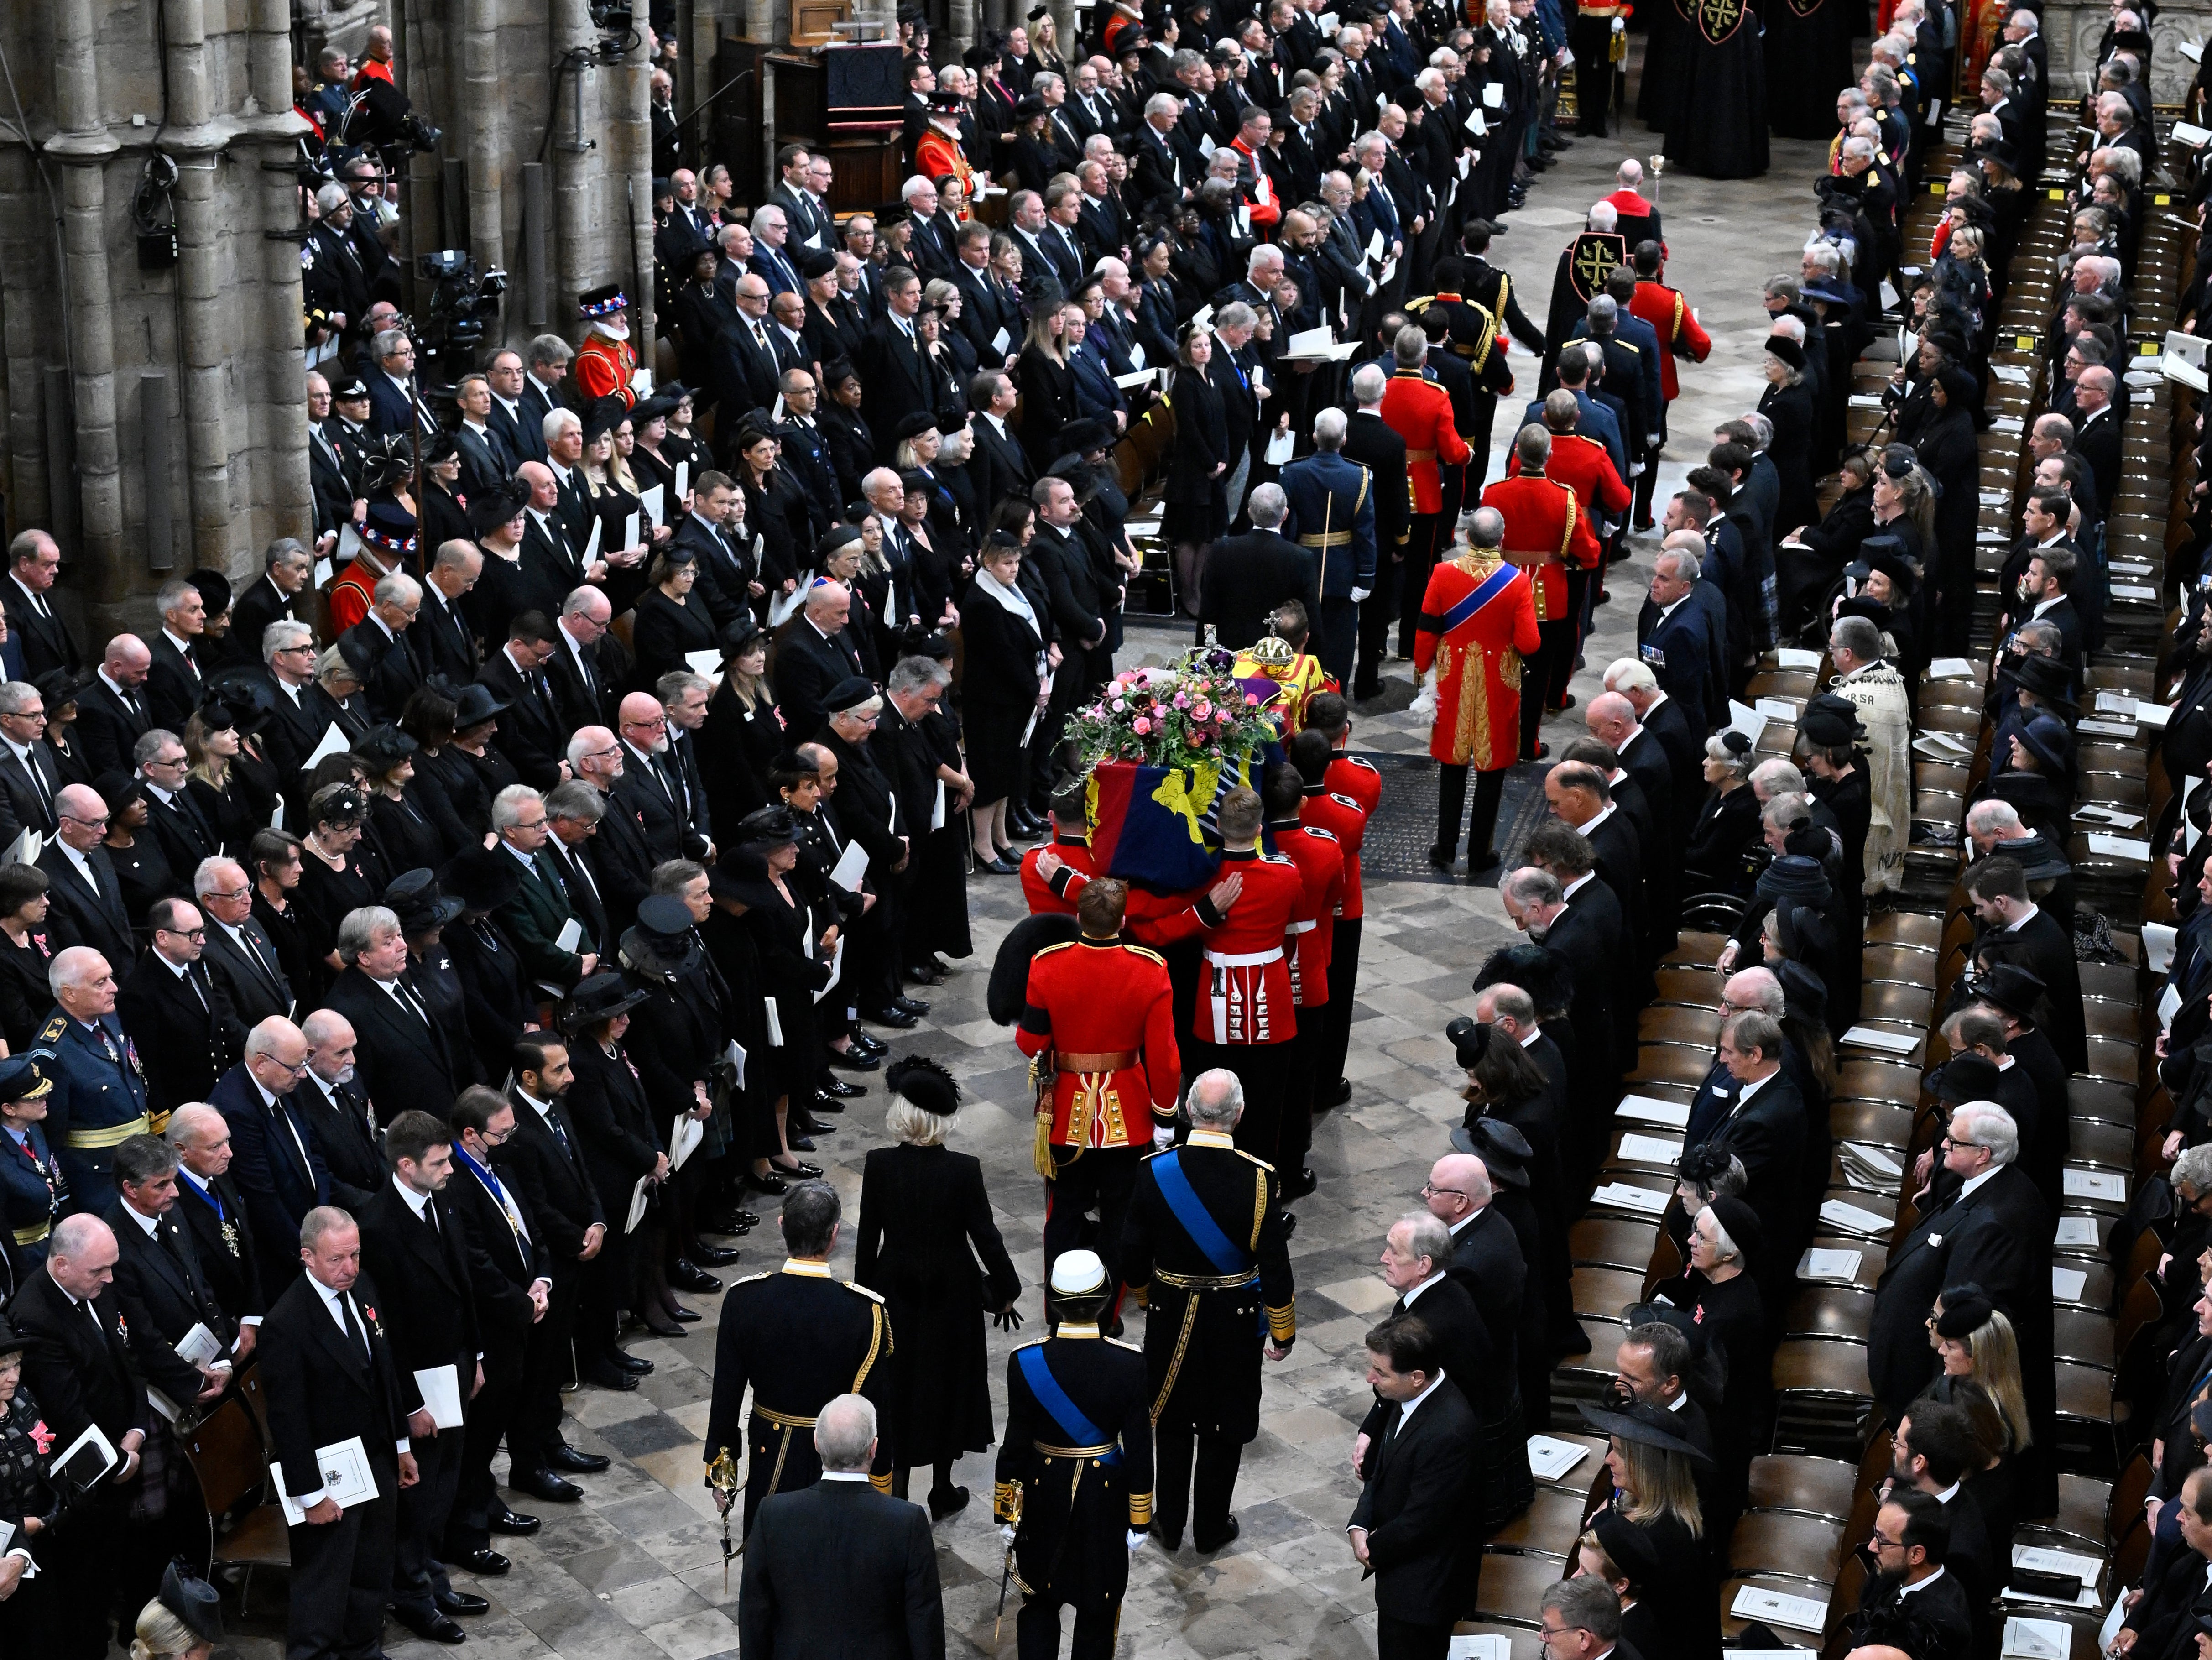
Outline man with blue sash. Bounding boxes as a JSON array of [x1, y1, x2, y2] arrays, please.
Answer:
[[1121, 1069, 1295, 1555], [994, 1248, 1153, 1660]]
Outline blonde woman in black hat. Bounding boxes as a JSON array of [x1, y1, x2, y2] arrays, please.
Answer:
[[1578, 1395, 1720, 1660], [697, 621, 781, 829], [855, 1056, 1019, 1519], [0, 1317, 60, 1649], [126, 1561, 223, 1660], [184, 694, 276, 859], [1921, 1284, 2029, 1551]]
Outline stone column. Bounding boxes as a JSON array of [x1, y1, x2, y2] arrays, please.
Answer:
[[250, 0, 315, 554]]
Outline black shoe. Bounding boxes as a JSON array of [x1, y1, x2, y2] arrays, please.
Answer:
[[929, 1485, 972, 1521], [976, 855, 1020, 875], [809, 1091, 847, 1114], [819, 1076, 866, 1099], [788, 1133, 818, 1152], [641, 1315, 686, 1338], [1282, 1167, 1319, 1201], [1327, 1078, 1352, 1107], [1151, 1518, 1185, 1551], [864, 1005, 918, 1029], [1352, 681, 1382, 701], [928, 956, 954, 976], [673, 1261, 723, 1294], [746, 1169, 791, 1196], [667, 1301, 704, 1322], [772, 1158, 823, 1179], [614, 1347, 655, 1375], [1469, 850, 1502, 876], [690, 1240, 741, 1267], [548, 1444, 610, 1474], [454, 1549, 511, 1576], [890, 995, 930, 1017], [703, 1206, 756, 1235], [1194, 1516, 1242, 1553], [850, 1030, 889, 1057], [583, 1358, 640, 1390], [395, 1608, 467, 1645], [1427, 846, 1457, 870], [827, 1047, 882, 1072], [905, 963, 944, 985], [489, 1504, 542, 1534], [1522, 742, 1550, 762], [437, 1592, 491, 1617], [508, 1467, 582, 1503], [1280, 1211, 1299, 1239]]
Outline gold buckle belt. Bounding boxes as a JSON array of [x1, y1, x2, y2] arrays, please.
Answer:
[[1297, 532, 1354, 547], [1501, 548, 1555, 568], [753, 1405, 819, 1430], [11, 1221, 50, 1247], [1057, 1051, 1137, 1073], [1408, 448, 1437, 461], [1034, 1441, 1118, 1459], [1156, 1268, 1257, 1290], [66, 1114, 151, 1151]]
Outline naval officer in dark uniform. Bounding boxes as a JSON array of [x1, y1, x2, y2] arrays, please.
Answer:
[[993, 1247, 1156, 1660], [0, 1058, 65, 1277], [1121, 1068, 1295, 1555], [1278, 411, 1379, 688], [703, 1179, 896, 1532], [29, 947, 151, 1207]]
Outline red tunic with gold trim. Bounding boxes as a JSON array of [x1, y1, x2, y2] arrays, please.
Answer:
[[1479, 471, 1602, 625], [328, 555, 384, 636], [1016, 936, 1180, 1148], [1628, 280, 1711, 402], [1271, 821, 1344, 1008], [915, 129, 974, 201], [1378, 370, 1471, 515], [1302, 774, 1369, 922], [1150, 848, 1304, 1046], [1021, 835, 1099, 916], [1511, 432, 1631, 523], [574, 332, 638, 407], [1413, 548, 1542, 770]]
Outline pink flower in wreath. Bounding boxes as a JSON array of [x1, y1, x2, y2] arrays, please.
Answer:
[[1194, 700, 1212, 719], [1133, 717, 1153, 734], [1245, 693, 1261, 706]]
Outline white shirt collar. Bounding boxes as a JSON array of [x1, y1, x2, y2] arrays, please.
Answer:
[[1959, 1166, 2001, 1200], [1518, 1027, 1542, 1049], [1401, 1271, 1444, 1306], [819, 1470, 871, 1483], [2003, 901, 2040, 933], [1657, 596, 1686, 623], [162, 628, 197, 658], [1561, 870, 1594, 899], [1581, 802, 1616, 833], [1734, 1067, 1778, 1107], [1932, 1479, 1962, 1505], [1395, 1369, 1450, 1424], [2030, 595, 2065, 619], [119, 1198, 162, 1237], [392, 1173, 434, 1222], [1898, 1566, 1949, 1596]]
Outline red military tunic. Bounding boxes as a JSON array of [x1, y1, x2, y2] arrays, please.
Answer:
[[1379, 369, 1471, 516], [1480, 470, 1602, 625], [1152, 848, 1304, 1046], [328, 555, 386, 636], [1517, 432, 1631, 524], [915, 129, 974, 202], [1302, 774, 1370, 924], [1017, 936, 1180, 1148], [1628, 280, 1712, 403], [1271, 820, 1344, 1008], [574, 332, 638, 407], [1021, 836, 1100, 916], [1413, 548, 1542, 769]]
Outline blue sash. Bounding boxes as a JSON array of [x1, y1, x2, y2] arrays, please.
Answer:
[[1018, 1345, 1121, 1462], [1441, 563, 1520, 634], [1151, 1152, 1250, 1277]]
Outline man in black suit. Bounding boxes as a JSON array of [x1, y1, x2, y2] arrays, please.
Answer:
[[774, 582, 869, 746], [477, 615, 569, 792], [412, 542, 483, 693], [193, 856, 292, 1024], [261, 1205, 419, 1660], [713, 273, 789, 418], [494, 1038, 639, 1490], [166, 1103, 267, 1351], [610, 691, 707, 864], [2072, 366, 2121, 512], [143, 578, 210, 734], [1606, 658, 1706, 841], [295, 1008, 385, 1210], [967, 373, 1033, 511], [229, 538, 315, 673], [516, 460, 588, 619], [1538, 1579, 1636, 1660], [1196, 486, 1320, 651], [672, 473, 758, 634], [451, 375, 514, 497], [40, 784, 136, 969], [1967, 854, 2086, 1073], [951, 231, 1022, 371], [116, 897, 249, 1131], [857, 268, 936, 464], [1688, 1010, 1805, 1304], [441, 1087, 553, 1559], [4, 529, 83, 683], [104, 1133, 235, 1417], [518, 338, 571, 455], [1870, 1101, 2053, 1417], [540, 783, 615, 957], [11, 1212, 157, 1657], [1633, 546, 1715, 738], [324, 904, 461, 1121], [546, 588, 619, 734], [2115, 1464, 2212, 1660], [307, 376, 359, 547], [1344, 368, 1413, 697], [210, 1016, 331, 1292], [360, 1111, 492, 1642], [1887, 1402, 1997, 1628], [336, 570, 428, 723], [1545, 761, 1648, 964], [76, 635, 154, 781], [1854, 1489, 1975, 1657], [1347, 1313, 1477, 1660], [0, 678, 62, 838], [738, 1393, 944, 1659]]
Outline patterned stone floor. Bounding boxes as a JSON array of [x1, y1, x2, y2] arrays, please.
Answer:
[[210, 118, 1829, 1660]]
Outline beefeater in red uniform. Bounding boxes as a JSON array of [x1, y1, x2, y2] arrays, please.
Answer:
[[573, 283, 639, 407], [1379, 330, 1473, 661], [1290, 710, 1371, 1114], [1510, 392, 1631, 715], [1627, 244, 1711, 529], [1262, 763, 1343, 1201], [1482, 425, 1602, 762], [1414, 510, 1541, 876], [1016, 877, 1182, 1299]]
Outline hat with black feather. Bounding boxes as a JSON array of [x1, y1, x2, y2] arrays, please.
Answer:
[[887, 1054, 961, 1117]]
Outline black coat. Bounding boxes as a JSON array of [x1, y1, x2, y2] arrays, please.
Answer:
[[8, 1267, 149, 1464], [259, 1266, 412, 1503], [210, 1062, 331, 1290], [1347, 1376, 1479, 1627], [173, 1168, 265, 1325], [1197, 531, 1319, 652], [104, 1195, 230, 1407], [73, 675, 153, 788], [323, 966, 461, 1122], [115, 950, 247, 1125], [490, 1089, 604, 1272], [476, 648, 567, 792], [443, 1154, 542, 1364], [854, 1143, 1018, 1465], [736, 1459, 945, 1660], [772, 620, 867, 750], [0, 739, 62, 840], [357, 1179, 483, 1387], [291, 1072, 386, 1212], [37, 842, 134, 971], [1, 578, 81, 684]]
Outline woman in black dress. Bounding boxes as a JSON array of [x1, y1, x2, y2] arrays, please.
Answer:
[[400, 685, 490, 858], [184, 697, 277, 858], [559, 972, 675, 1336], [1913, 364, 1983, 655], [1580, 1399, 1721, 1660], [445, 683, 522, 827], [1016, 303, 1078, 472], [1649, 1195, 1770, 1543], [94, 773, 174, 926], [35, 670, 93, 791], [418, 433, 471, 552], [731, 417, 809, 599], [960, 535, 1048, 871], [855, 1056, 1019, 1515], [729, 810, 830, 1195], [0, 864, 57, 1053], [1683, 731, 1762, 895], [1163, 324, 1230, 601], [0, 1320, 62, 1655], [1924, 1284, 2033, 1545], [1779, 447, 1875, 638], [391, 868, 480, 1091], [818, 363, 877, 507], [1756, 337, 1818, 538], [248, 826, 315, 997], [631, 548, 718, 692], [357, 725, 453, 880], [294, 783, 386, 984], [697, 620, 783, 831], [1134, 237, 1183, 357]]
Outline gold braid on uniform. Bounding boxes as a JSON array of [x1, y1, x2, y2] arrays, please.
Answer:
[[1252, 1165, 1297, 1341], [854, 1301, 895, 1493]]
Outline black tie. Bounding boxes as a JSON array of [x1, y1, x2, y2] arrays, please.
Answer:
[[423, 1196, 440, 1237], [543, 1106, 572, 1156], [183, 964, 208, 1013], [342, 1292, 371, 1364], [1382, 1402, 1406, 1448]]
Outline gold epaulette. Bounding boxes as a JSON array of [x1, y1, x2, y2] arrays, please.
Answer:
[[1107, 1336, 1143, 1352], [1034, 940, 1079, 958], [732, 1269, 776, 1286], [1125, 944, 1165, 963], [1235, 1149, 1278, 1171], [869, 1471, 895, 1494], [36, 1014, 65, 1046], [844, 1279, 886, 1303]]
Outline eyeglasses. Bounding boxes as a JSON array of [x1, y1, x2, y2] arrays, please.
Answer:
[[146, 756, 188, 772], [160, 926, 207, 941], [259, 1055, 309, 1076], [62, 813, 109, 828], [204, 887, 250, 903], [481, 1123, 518, 1144], [1939, 1134, 1985, 1151], [1419, 1182, 1467, 1200], [1539, 1626, 1590, 1646]]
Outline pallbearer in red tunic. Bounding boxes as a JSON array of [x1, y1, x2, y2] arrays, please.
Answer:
[[1016, 878, 1181, 1300], [573, 284, 639, 407], [1022, 779, 1101, 917], [1262, 763, 1343, 1202], [1414, 507, 1540, 875], [1292, 711, 1372, 1115], [1481, 426, 1601, 762], [1510, 394, 1631, 714], [1379, 329, 1473, 657]]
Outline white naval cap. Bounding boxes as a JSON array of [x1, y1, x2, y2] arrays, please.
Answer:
[[1049, 1249, 1108, 1297]]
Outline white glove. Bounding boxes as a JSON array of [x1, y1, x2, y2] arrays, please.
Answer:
[[1351, 586, 1372, 603], [1154, 1127, 1177, 1150], [1409, 667, 1437, 719], [1127, 1528, 1149, 1552], [1001, 1524, 1018, 1545]]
